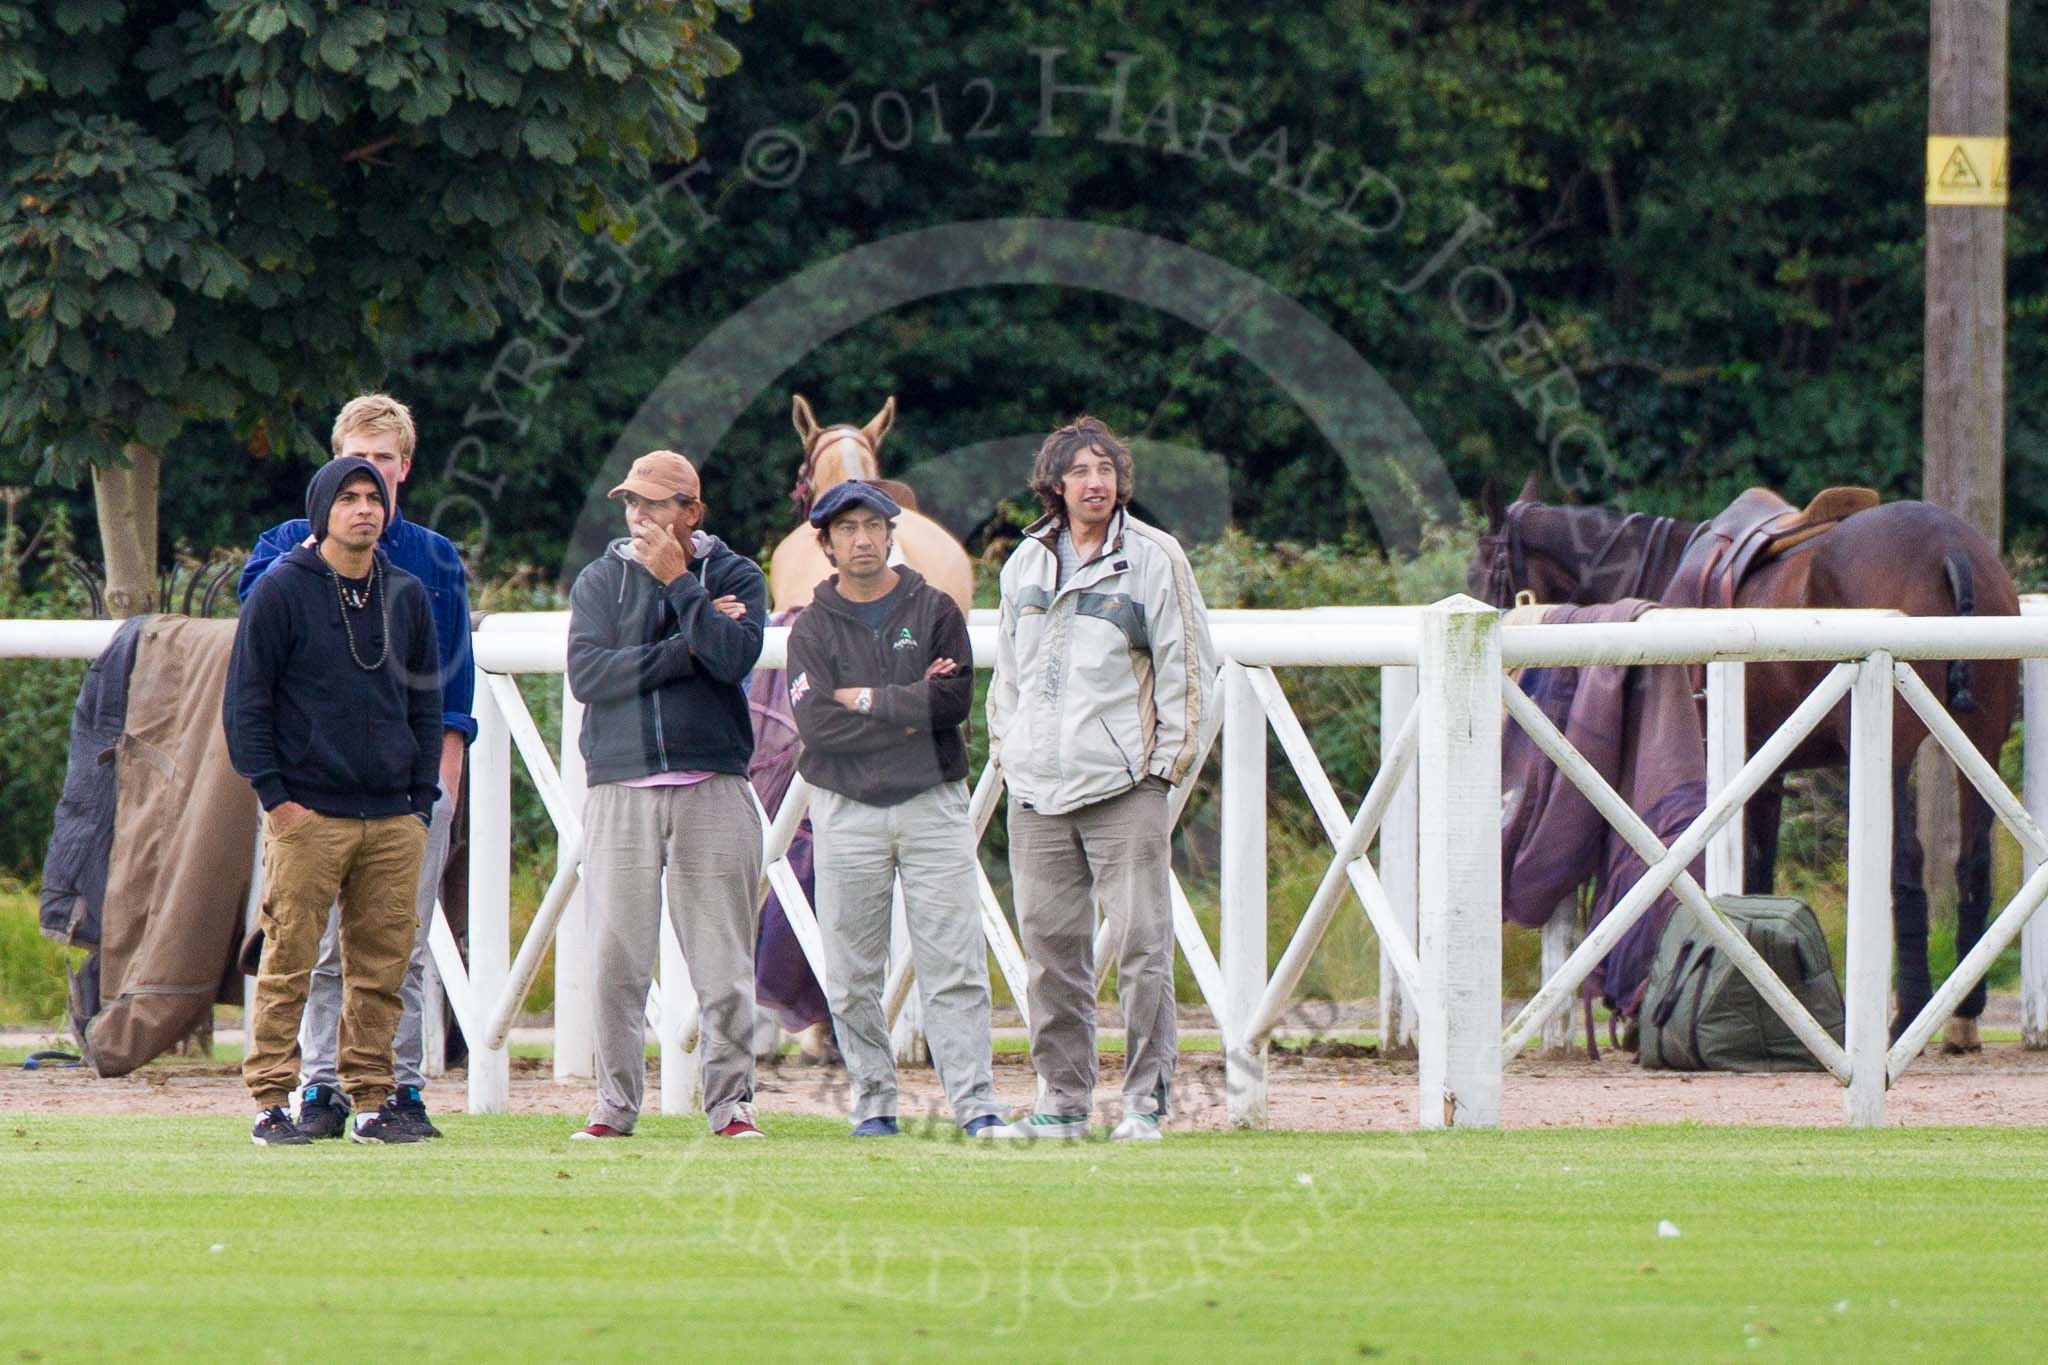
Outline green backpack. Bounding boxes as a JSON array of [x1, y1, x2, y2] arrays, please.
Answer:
[[1637, 896, 1845, 1072]]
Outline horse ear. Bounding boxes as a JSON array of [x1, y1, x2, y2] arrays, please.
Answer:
[[862, 395, 897, 450], [791, 394, 820, 446], [1516, 471, 1543, 504], [1479, 478, 1506, 531]]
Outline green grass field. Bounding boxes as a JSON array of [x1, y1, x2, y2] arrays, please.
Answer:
[[1, 1118, 2043, 1362]]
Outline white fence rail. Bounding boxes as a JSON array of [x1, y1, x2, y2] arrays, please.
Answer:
[[8, 595, 2048, 1128]]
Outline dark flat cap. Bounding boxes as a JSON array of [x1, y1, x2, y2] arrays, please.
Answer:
[[808, 479, 902, 527]]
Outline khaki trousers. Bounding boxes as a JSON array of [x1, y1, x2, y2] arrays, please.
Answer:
[[1009, 782, 1176, 1121], [244, 811, 427, 1111]]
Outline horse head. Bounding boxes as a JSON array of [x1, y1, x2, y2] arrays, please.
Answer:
[[1468, 473, 1573, 606], [1469, 474, 1686, 608], [790, 394, 895, 519]]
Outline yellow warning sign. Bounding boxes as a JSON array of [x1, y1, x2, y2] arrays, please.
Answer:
[[1926, 136, 2009, 207]]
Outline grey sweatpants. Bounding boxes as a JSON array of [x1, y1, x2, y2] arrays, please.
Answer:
[[812, 781, 1001, 1127], [298, 789, 456, 1103], [585, 776, 763, 1133], [1009, 781, 1176, 1121]]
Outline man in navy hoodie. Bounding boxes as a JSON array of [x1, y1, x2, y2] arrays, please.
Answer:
[[226, 458, 442, 1145], [238, 392, 474, 1141], [567, 450, 769, 1140]]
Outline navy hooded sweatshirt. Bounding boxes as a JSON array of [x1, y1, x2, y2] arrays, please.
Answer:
[[224, 458, 443, 819]]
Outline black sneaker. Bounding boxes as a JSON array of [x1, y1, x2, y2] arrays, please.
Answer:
[[252, 1107, 311, 1146], [385, 1086, 443, 1140], [348, 1105, 426, 1145], [294, 1085, 350, 1140]]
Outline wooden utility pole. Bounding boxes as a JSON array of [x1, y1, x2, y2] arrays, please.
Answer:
[[1923, 0, 2008, 542], [1918, 0, 2007, 944]]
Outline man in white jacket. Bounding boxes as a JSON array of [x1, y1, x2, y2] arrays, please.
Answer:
[[986, 417, 1217, 1141]]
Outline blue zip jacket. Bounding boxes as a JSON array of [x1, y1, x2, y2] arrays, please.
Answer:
[[239, 503, 476, 743]]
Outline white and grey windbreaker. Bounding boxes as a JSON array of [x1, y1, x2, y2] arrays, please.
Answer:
[[987, 509, 1218, 816]]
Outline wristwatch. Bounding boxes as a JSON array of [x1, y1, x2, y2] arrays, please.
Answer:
[[854, 687, 873, 715]]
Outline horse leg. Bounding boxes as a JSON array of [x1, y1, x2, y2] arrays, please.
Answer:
[[1942, 775, 1994, 1053], [1741, 775, 1785, 896], [1891, 763, 1933, 1044]]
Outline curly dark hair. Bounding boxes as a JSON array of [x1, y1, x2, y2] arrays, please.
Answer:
[[1030, 416, 1134, 523]]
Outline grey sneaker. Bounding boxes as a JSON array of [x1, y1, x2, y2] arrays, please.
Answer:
[[1110, 1113, 1163, 1142], [984, 1113, 1090, 1140]]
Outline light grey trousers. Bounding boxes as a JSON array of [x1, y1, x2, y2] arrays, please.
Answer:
[[1009, 781, 1176, 1121], [812, 781, 1001, 1127], [298, 789, 456, 1103], [584, 776, 763, 1133]]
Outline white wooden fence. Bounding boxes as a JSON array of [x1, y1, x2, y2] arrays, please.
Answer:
[[8, 593, 2048, 1128]]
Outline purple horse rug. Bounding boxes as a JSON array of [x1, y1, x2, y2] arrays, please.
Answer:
[[749, 607, 830, 1033], [1500, 600, 1708, 1018]]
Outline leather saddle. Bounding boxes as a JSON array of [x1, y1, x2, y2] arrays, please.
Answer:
[[1670, 486, 1879, 608]]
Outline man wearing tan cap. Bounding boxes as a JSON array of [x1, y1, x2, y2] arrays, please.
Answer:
[[566, 450, 770, 1139]]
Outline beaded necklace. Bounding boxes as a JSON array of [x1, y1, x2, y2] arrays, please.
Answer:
[[327, 556, 390, 671]]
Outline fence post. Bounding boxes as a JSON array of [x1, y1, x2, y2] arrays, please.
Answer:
[[553, 691, 595, 1080], [1706, 660, 1747, 896], [1417, 595, 1502, 1129], [1378, 665, 1420, 1056], [466, 672, 512, 1114], [1845, 652, 1894, 1125], [2024, 656, 2048, 1049], [1221, 661, 1269, 1128]]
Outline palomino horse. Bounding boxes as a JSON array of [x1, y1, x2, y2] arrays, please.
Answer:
[[768, 394, 973, 613], [1469, 476, 2018, 1048]]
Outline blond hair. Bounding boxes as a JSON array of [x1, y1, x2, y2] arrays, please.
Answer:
[[331, 392, 417, 461]]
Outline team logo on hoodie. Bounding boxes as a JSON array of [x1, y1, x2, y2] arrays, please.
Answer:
[[891, 627, 918, 652]]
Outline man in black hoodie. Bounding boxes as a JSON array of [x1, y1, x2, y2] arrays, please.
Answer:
[[225, 458, 442, 1146], [567, 450, 769, 1139], [786, 481, 1003, 1138]]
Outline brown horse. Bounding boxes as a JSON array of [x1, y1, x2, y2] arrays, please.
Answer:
[[1469, 476, 2019, 1048], [768, 395, 974, 614]]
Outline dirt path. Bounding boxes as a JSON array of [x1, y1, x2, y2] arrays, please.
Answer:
[[9, 1042, 2048, 1130]]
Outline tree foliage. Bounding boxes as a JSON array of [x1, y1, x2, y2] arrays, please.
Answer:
[[6, 1, 2042, 579], [357, 0, 2043, 579], [0, 0, 747, 493]]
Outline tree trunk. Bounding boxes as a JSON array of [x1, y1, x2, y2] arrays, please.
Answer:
[[92, 441, 161, 619]]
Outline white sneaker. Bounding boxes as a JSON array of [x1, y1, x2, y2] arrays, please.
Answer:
[[1110, 1113, 1163, 1142], [985, 1113, 1090, 1140]]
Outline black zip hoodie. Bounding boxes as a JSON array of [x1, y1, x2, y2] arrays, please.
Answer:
[[568, 531, 768, 784], [224, 470, 443, 820], [787, 566, 972, 805]]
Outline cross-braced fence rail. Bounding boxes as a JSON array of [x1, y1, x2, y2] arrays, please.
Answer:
[[9, 595, 2048, 1128]]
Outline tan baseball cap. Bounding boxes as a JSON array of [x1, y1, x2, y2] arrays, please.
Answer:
[[608, 450, 697, 501]]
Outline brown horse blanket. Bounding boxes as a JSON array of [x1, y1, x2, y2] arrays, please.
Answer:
[[59, 618, 255, 1075], [1501, 601, 1707, 1013]]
